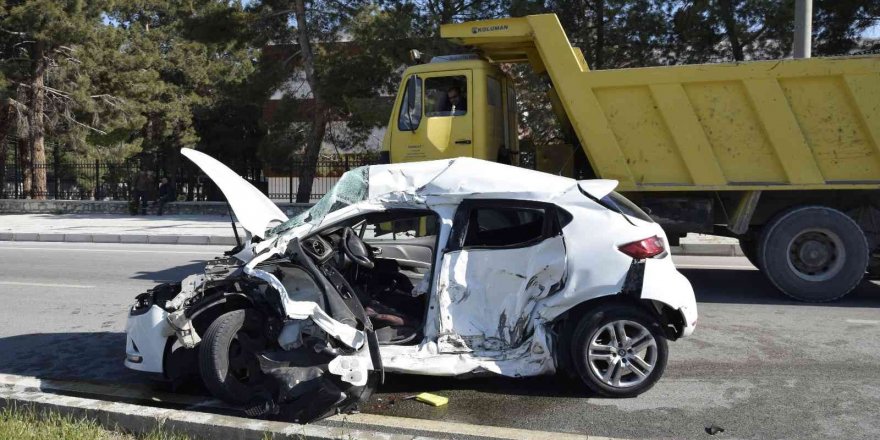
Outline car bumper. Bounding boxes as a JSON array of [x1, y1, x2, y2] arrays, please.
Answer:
[[641, 256, 698, 338], [124, 305, 170, 374]]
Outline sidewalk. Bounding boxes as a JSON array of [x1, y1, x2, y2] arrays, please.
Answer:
[[0, 213, 240, 245], [0, 213, 744, 255]]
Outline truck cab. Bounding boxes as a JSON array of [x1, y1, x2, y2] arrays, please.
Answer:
[[382, 55, 520, 165]]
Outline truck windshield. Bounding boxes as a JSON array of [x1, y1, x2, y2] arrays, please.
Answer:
[[267, 166, 370, 236]]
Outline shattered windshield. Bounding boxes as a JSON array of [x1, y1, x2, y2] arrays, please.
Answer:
[[268, 166, 370, 236]]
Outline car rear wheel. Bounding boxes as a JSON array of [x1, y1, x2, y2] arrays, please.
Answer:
[[199, 309, 269, 404], [569, 304, 668, 397]]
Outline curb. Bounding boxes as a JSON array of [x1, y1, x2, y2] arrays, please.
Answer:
[[0, 382, 427, 440], [672, 243, 744, 257], [0, 232, 238, 246], [0, 374, 619, 440]]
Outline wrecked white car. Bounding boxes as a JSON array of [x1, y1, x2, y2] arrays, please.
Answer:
[[124, 149, 697, 421]]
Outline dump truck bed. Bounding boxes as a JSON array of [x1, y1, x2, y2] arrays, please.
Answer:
[[442, 15, 880, 192]]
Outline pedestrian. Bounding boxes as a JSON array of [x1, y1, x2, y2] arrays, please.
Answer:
[[132, 169, 152, 215], [156, 177, 176, 216]]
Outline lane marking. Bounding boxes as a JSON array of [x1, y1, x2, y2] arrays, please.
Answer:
[[846, 319, 880, 325], [0, 246, 217, 255], [0, 281, 95, 289]]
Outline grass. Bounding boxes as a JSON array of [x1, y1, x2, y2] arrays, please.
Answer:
[[0, 405, 194, 440]]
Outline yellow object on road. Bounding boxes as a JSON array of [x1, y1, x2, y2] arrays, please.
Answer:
[[414, 392, 448, 407]]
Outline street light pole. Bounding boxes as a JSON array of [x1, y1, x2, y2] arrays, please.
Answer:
[[793, 0, 812, 59]]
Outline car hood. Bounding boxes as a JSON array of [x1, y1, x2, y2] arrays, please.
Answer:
[[181, 149, 288, 238]]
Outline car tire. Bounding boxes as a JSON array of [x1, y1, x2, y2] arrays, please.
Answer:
[[199, 309, 268, 404], [569, 304, 668, 398], [757, 206, 868, 302]]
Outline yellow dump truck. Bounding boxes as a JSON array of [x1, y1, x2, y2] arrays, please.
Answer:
[[380, 13, 880, 302]]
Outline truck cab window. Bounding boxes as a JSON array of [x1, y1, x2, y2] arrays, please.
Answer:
[[425, 76, 467, 117], [397, 76, 422, 131]]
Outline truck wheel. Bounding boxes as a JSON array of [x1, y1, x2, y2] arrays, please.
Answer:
[[569, 304, 668, 397], [758, 206, 868, 302], [200, 309, 268, 404], [739, 237, 760, 269]]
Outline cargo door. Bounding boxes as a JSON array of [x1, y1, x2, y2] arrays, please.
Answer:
[[435, 200, 567, 354], [390, 71, 473, 162]]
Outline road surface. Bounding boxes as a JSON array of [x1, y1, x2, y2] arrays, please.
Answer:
[[0, 241, 878, 439]]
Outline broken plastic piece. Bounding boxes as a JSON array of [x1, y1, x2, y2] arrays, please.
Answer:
[[414, 392, 448, 407], [705, 425, 725, 435]]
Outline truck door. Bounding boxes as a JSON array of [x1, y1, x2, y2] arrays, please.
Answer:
[[390, 71, 473, 162]]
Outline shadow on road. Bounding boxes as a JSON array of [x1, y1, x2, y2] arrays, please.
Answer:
[[681, 268, 880, 307], [131, 261, 207, 283], [0, 332, 146, 385]]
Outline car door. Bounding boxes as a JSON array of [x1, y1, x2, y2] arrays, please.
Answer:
[[435, 200, 567, 353]]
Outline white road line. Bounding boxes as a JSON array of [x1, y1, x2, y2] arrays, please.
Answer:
[[0, 246, 215, 255], [846, 319, 880, 325], [0, 281, 95, 289]]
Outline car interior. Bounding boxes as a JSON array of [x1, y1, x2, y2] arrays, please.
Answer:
[[298, 210, 440, 346]]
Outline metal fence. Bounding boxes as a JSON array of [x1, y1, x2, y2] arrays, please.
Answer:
[[0, 153, 379, 202], [266, 155, 379, 202]]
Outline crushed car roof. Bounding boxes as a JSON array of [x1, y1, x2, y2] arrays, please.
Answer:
[[368, 157, 618, 201]]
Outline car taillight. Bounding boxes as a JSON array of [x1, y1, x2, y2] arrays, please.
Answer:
[[618, 236, 665, 259]]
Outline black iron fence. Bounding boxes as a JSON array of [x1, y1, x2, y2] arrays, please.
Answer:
[[266, 154, 379, 202], [1, 153, 380, 202]]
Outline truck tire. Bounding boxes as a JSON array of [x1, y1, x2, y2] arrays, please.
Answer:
[[569, 304, 668, 398], [200, 309, 268, 404], [757, 206, 868, 302]]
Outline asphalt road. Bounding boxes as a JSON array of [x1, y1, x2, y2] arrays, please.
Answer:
[[0, 241, 878, 439]]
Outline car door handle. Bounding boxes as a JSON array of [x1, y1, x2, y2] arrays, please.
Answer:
[[454, 139, 472, 145]]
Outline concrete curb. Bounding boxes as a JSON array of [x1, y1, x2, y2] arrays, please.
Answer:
[[0, 233, 744, 256], [0, 374, 619, 440], [0, 383, 428, 440]]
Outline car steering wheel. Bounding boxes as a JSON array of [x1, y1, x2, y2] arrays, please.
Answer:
[[342, 227, 374, 269]]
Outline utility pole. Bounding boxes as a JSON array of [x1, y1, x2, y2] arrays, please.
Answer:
[[793, 0, 812, 58]]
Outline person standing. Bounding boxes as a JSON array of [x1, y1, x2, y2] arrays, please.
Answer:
[[156, 177, 176, 216], [132, 169, 152, 215]]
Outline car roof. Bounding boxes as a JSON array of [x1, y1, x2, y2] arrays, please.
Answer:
[[367, 157, 617, 202]]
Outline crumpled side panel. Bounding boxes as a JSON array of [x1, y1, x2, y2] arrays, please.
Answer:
[[435, 236, 566, 353]]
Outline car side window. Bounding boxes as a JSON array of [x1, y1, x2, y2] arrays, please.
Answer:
[[361, 214, 438, 241], [463, 206, 546, 248]]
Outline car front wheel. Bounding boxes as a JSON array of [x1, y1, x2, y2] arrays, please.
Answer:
[[199, 309, 269, 404], [569, 304, 668, 397]]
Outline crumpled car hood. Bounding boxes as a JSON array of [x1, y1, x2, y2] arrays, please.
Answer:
[[181, 148, 288, 238]]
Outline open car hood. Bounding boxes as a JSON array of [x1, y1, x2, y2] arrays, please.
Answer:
[[181, 149, 288, 238]]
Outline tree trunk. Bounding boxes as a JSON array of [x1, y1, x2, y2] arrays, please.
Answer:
[[718, 0, 744, 61], [293, 0, 329, 203], [594, 0, 605, 69], [28, 41, 48, 199]]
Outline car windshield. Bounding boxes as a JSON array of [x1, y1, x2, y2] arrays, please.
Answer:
[[267, 166, 370, 236]]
